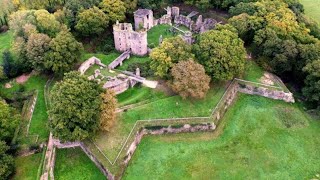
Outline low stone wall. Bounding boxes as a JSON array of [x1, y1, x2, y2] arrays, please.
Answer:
[[79, 57, 106, 75], [123, 123, 216, 166], [108, 51, 131, 69], [236, 79, 295, 103], [80, 143, 115, 180]]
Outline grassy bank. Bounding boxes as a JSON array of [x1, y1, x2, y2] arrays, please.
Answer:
[[13, 153, 42, 180], [300, 0, 320, 23], [124, 94, 320, 179], [0, 31, 14, 64], [54, 148, 105, 180]]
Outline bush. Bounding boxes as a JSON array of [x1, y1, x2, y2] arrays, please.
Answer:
[[127, 61, 154, 77]]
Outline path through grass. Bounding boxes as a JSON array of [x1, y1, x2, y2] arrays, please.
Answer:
[[54, 148, 105, 180], [124, 94, 320, 179]]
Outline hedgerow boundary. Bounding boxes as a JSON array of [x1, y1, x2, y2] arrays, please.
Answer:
[[41, 77, 294, 180]]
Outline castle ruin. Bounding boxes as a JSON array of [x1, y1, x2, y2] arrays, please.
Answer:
[[113, 6, 218, 55], [113, 22, 148, 56]]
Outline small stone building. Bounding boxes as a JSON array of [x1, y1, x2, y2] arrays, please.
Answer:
[[113, 22, 148, 56], [134, 9, 154, 30]]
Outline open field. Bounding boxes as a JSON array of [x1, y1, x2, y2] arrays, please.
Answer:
[[92, 84, 226, 162], [13, 153, 42, 180], [300, 0, 320, 23], [124, 94, 320, 179], [0, 31, 13, 64], [54, 148, 105, 180]]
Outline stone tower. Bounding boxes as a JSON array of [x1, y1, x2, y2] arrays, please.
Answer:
[[134, 9, 154, 30], [113, 22, 148, 56]]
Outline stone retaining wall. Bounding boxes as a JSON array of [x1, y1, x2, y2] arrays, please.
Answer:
[[123, 123, 216, 166]]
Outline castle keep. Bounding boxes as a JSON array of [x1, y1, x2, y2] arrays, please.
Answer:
[[113, 22, 148, 56]]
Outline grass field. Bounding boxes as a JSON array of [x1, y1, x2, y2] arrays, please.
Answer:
[[54, 148, 105, 180], [117, 86, 167, 107], [124, 94, 320, 179], [0, 31, 14, 64], [0, 75, 49, 142], [13, 153, 42, 180], [243, 60, 265, 82], [80, 52, 121, 64], [300, 0, 320, 23], [93, 84, 226, 161], [116, 56, 151, 71], [147, 24, 176, 46]]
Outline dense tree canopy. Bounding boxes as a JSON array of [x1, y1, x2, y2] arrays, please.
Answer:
[[150, 36, 194, 78], [303, 60, 320, 108], [99, 89, 117, 132], [0, 99, 20, 142], [49, 71, 103, 141], [99, 0, 126, 23], [194, 24, 246, 80], [75, 6, 108, 36], [26, 33, 51, 71], [170, 59, 211, 99], [45, 29, 83, 74], [0, 141, 14, 180], [34, 9, 61, 37]]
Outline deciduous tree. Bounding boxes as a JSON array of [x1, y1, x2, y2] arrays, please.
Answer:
[[194, 25, 246, 80], [99, 89, 117, 132], [0, 141, 14, 180], [99, 0, 126, 23], [150, 36, 194, 78], [302, 60, 320, 108], [170, 59, 211, 99], [49, 71, 103, 141], [75, 6, 108, 36], [34, 9, 61, 37], [45, 29, 83, 74], [26, 33, 51, 71], [0, 99, 20, 142]]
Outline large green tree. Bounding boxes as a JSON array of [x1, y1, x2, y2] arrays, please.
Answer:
[[170, 59, 211, 99], [26, 33, 51, 71], [150, 36, 194, 78], [194, 25, 246, 80], [75, 6, 108, 36], [45, 29, 83, 74], [34, 9, 61, 37], [0, 99, 20, 142], [302, 60, 320, 108], [99, 0, 126, 23], [49, 71, 103, 141], [0, 141, 14, 180]]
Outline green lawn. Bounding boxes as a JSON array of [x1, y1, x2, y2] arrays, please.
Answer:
[[124, 94, 320, 179], [80, 52, 121, 65], [93, 84, 226, 161], [147, 24, 176, 46], [116, 56, 151, 71], [54, 148, 105, 180], [117, 86, 167, 107], [13, 153, 42, 180], [300, 0, 320, 23], [0, 75, 49, 142], [0, 31, 14, 64], [243, 60, 265, 82]]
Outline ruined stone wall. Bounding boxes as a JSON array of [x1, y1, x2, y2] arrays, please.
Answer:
[[134, 9, 154, 30], [174, 15, 193, 30], [113, 22, 148, 56], [79, 57, 105, 75], [237, 83, 295, 103], [123, 123, 216, 166]]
